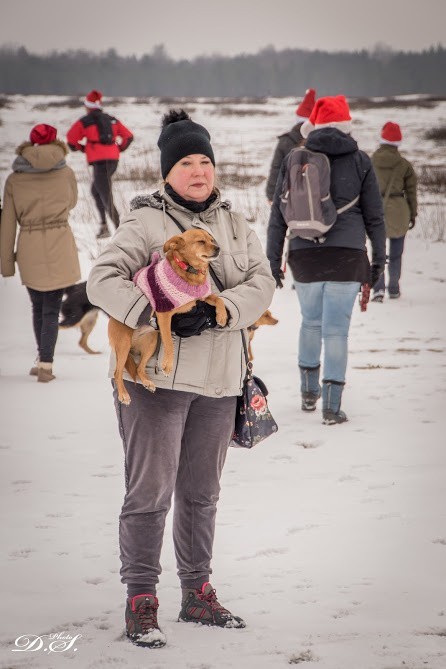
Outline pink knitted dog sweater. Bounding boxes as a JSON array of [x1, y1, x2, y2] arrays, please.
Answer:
[[133, 252, 211, 313]]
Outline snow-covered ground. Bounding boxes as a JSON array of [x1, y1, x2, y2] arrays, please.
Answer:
[[1, 96, 446, 668]]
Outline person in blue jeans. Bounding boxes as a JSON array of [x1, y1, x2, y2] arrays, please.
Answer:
[[371, 122, 418, 301], [267, 95, 386, 424]]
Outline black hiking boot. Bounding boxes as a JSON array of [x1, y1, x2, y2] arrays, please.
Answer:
[[125, 594, 166, 648], [301, 391, 320, 412], [371, 290, 384, 303], [322, 408, 348, 425], [178, 582, 246, 628]]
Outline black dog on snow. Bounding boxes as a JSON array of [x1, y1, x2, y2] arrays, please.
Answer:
[[59, 282, 100, 354]]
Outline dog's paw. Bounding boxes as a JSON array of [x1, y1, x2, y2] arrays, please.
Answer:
[[216, 309, 228, 327], [142, 380, 156, 393], [161, 360, 173, 376], [119, 394, 131, 406]]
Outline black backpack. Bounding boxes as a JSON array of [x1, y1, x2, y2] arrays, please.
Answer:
[[94, 112, 115, 145]]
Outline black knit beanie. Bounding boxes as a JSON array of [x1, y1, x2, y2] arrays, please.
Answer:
[[158, 109, 215, 179]]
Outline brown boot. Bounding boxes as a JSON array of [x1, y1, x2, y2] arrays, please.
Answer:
[[37, 362, 55, 383], [29, 357, 39, 376]]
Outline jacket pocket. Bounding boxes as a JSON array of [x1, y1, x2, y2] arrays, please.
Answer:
[[221, 251, 249, 288], [232, 252, 249, 271]]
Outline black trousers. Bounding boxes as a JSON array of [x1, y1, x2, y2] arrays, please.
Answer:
[[91, 160, 120, 228], [27, 288, 64, 363]]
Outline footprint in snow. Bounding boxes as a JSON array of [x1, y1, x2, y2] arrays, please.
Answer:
[[332, 608, 352, 619], [289, 649, 318, 664], [9, 548, 35, 559], [288, 524, 320, 535], [237, 547, 288, 561], [84, 576, 106, 585]]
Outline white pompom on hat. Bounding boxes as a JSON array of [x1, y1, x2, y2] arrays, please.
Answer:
[[301, 95, 352, 138], [84, 89, 103, 109]]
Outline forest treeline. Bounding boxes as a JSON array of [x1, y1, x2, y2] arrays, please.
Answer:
[[1, 44, 445, 97]]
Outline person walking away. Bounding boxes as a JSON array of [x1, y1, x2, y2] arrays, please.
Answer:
[[371, 122, 417, 302], [267, 95, 386, 424], [265, 88, 316, 204], [67, 90, 134, 239], [87, 109, 275, 648], [0, 124, 80, 382]]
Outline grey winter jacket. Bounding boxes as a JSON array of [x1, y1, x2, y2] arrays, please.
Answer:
[[86, 188, 275, 398], [265, 123, 304, 201], [267, 128, 386, 274]]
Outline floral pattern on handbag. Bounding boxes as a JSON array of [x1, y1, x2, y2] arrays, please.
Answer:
[[231, 361, 278, 449]]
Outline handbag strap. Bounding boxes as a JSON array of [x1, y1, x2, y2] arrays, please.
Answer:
[[165, 209, 251, 369]]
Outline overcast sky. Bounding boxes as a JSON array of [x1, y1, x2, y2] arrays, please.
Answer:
[[2, 0, 445, 59]]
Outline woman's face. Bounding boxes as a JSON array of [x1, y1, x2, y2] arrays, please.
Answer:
[[166, 154, 215, 202]]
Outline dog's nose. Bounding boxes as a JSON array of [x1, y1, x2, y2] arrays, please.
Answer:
[[212, 243, 220, 258]]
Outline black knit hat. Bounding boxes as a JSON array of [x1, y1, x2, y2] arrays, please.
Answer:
[[158, 109, 215, 179]]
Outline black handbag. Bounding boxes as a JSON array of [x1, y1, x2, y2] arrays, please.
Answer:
[[230, 332, 278, 449], [165, 210, 278, 449]]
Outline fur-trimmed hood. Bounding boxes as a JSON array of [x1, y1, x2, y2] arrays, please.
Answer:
[[13, 139, 68, 173]]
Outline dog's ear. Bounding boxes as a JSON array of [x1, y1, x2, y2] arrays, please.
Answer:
[[163, 235, 185, 254]]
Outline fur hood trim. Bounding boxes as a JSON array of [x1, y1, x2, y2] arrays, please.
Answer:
[[130, 193, 164, 211], [16, 139, 69, 156], [130, 191, 232, 212]]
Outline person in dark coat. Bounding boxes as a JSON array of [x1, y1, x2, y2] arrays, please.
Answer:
[[265, 89, 316, 203], [371, 122, 418, 301], [267, 95, 386, 424], [67, 90, 134, 239]]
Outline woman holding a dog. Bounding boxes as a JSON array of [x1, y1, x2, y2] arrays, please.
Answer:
[[0, 123, 80, 382], [87, 110, 275, 648]]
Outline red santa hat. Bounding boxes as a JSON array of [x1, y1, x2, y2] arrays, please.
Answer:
[[84, 89, 103, 109], [380, 121, 402, 146], [301, 95, 352, 138], [29, 124, 57, 145], [295, 88, 316, 121]]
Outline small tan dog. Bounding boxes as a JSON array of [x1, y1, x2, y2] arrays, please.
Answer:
[[247, 309, 279, 361], [109, 229, 227, 405]]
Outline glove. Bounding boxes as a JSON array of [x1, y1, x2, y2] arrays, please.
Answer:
[[408, 218, 416, 230], [370, 264, 384, 287], [359, 283, 370, 312], [273, 270, 285, 289], [171, 302, 218, 338]]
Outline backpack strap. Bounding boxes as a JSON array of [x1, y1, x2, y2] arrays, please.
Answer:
[[336, 195, 360, 215]]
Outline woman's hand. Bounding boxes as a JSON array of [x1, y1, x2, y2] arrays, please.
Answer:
[[171, 302, 218, 337]]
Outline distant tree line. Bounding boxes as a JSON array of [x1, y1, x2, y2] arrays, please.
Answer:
[[0, 44, 445, 97]]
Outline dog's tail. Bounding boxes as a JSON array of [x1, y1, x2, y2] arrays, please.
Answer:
[[124, 355, 138, 382]]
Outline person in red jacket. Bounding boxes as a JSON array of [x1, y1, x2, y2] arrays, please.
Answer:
[[67, 90, 134, 238]]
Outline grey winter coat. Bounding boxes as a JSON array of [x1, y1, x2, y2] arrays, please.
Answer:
[[371, 144, 417, 238], [266, 123, 304, 201], [86, 188, 275, 398]]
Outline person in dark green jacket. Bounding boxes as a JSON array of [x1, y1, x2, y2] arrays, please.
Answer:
[[371, 122, 418, 301], [265, 89, 315, 203]]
